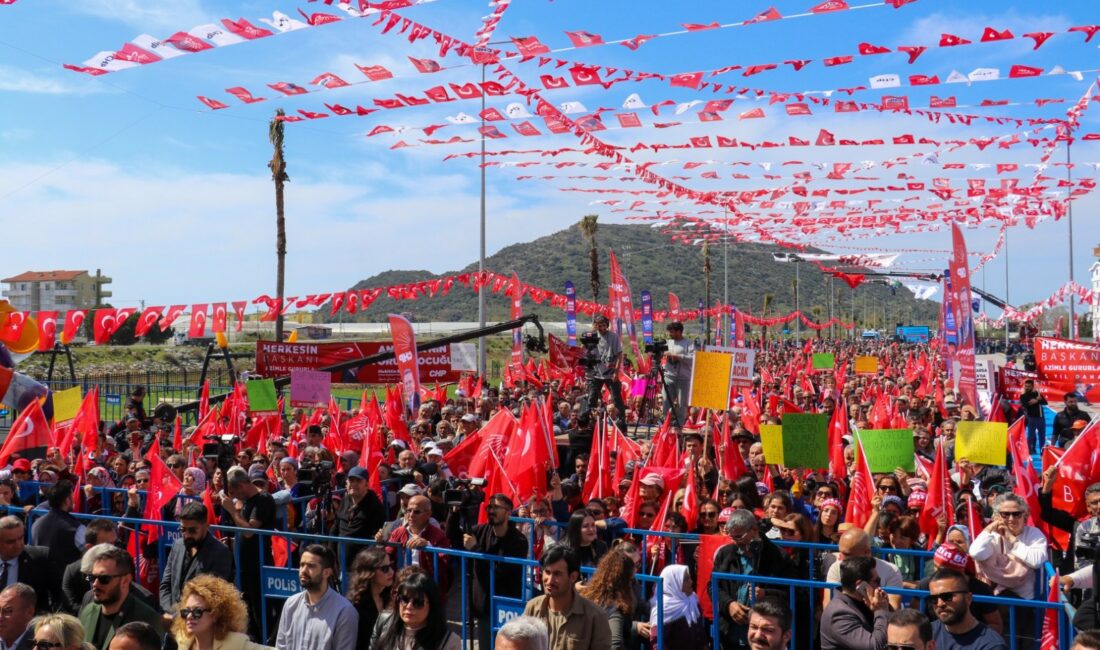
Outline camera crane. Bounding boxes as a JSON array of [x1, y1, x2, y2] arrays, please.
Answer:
[[174, 314, 547, 414]]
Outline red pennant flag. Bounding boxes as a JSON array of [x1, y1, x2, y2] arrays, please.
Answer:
[[1024, 32, 1054, 49], [144, 454, 182, 543], [211, 303, 227, 333], [669, 72, 704, 89], [564, 30, 604, 47], [744, 7, 781, 24], [160, 305, 185, 331], [810, 0, 849, 13], [1040, 571, 1061, 649], [939, 33, 971, 46], [197, 96, 229, 110], [226, 87, 265, 103], [0, 311, 29, 344], [408, 56, 442, 73], [980, 27, 1013, 42], [919, 443, 953, 548], [165, 32, 212, 52], [511, 36, 550, 57], [133, 307, 163, 338], [61, 310, 85, 344], [1009, 65, 1043, 78], [231, 301, 246, 331], [696, 534, 732, 619]]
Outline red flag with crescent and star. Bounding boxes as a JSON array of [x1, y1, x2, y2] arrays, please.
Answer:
[[0, 399, 53, 467]]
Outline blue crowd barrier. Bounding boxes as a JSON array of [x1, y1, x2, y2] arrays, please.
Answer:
[[5, 499, 1080, 650]]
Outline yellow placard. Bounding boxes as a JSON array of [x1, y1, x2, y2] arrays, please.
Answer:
[[854, 356, 879, 375], [689, 351, 734, 411], [759, 424, 784, 465], [52, 386, 83, 423], [955, 421, 1008, 466]]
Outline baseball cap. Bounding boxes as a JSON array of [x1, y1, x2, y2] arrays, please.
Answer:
[[933, 542, 976, 575], [423, 444, 443, 458], [1074, 419, 1088, 430], [639, 473, 664, 488], [347, 466, 369, 481], [398, 484, 424, 497], [11, 459, 31, 473], [718, 507, 734, 524], [907, 491, 928, 509], [460, 414, 479, 423]]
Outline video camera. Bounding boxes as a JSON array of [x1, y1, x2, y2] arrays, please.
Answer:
[[645, 339, 668, 356], [577, 331, 601, 369], [297, 460, 335, 494], [443, 476, 487, 508], [202, 435, 240, 472]]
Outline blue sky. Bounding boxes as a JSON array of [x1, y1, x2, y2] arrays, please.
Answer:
[[0, 0, 1097, 316]]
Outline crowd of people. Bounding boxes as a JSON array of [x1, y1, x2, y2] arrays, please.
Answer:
[[0, 320, 1095, 650]]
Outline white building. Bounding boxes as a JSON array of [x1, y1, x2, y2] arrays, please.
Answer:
[[1, 269, 111, 312]]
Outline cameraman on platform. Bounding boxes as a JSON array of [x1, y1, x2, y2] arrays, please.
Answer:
[[662, 321, 695, 427], [578, 315, 627, 436]]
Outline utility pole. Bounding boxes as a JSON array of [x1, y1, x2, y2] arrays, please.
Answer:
[[1067, 129, 1078, 340]]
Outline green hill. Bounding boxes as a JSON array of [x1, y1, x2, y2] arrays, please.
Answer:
[[322, 221, 939, 331]]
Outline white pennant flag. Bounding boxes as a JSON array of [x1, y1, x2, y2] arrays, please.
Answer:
[[131, 34, 184, 59], [945, 70, 968, 84], [559, 101, 587, 114], [675, 100, 702, 115], [260, 11, 308, 32], [869, 73, 901, 89], [446, 112, 478, 124], [82, 51, 139, 72], [504, 102, 531, 118], [188, 24, 246, 47], [968, 68, 1000, 83], [622, 93, 646, 109], [759, 162, 772, 171]]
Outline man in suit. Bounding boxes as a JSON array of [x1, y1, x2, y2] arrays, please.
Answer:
[[30, 481, 85, 568], [0, 583, 36, 650], [159, 502, 233, 615], [0, 515, 62, 613], [79, 544, 164, 650]]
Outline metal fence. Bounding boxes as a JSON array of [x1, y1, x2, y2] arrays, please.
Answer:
[[10, 493, 1078, 650]]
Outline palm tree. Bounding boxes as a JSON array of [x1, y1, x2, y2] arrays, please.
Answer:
[[578, 215, 600, 301], [761, 293, 773, 341], [812, 305, 824, 339], [703, 241, 712, 345], [269, 109, 289, 342]]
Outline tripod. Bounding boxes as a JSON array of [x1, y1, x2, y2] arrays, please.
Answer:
[[633, 354, 681, 435]]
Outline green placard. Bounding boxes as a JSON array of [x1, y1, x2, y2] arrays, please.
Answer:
[[780, 413, 829, 469], [812, 353, 835, 370], [858, 429, 916, 473], [245, 379, 278, 415]]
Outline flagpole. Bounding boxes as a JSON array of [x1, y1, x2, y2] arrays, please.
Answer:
[[1003, 227, 1010, 349], [478, 60, 488, 377], [1067, 129, 1077, 340]]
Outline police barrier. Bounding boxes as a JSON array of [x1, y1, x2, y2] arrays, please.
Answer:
[[11, 504, 1077, 650]]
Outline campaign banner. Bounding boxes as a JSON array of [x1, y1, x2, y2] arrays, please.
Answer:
[[509, 272, 523, 379], [389, 314, 421, 412], [729, 347, 756, 389], [689, 351, 733, 411], [289, 369, 330, 408], [641, 291, 653, 345], [564, 281, 577, 345], [1034, 337, 1100, 401], [733, 306, 744, 347], [255, 340, 462, 384], [949, 224, 977, 409]]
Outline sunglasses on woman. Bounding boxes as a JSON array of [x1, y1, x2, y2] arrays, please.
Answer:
[[180, 607, 211, 620], [398, 594, 427, 609], [32, 643, 63, 650]]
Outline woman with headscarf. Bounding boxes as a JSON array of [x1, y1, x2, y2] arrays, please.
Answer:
[[177, 467, 207, 516], [649, 564, 708, 650]]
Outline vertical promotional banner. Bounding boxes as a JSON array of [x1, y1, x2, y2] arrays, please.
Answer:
[[388, 314, 421, 413], [641, 291, 653, 344], [733, 306, 745, 347], [565, 281, 577, 345], [668, 292, 681, 321], [510, 272, 523, 374], [697, 298, 705, 330], [608, 250, 642, 361], [949, 224, 978, 410]]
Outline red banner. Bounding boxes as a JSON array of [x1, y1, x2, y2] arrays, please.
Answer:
[[254, 340, 461, 384], [1034, 336, 1100, 402], [389, 314, 421, 412], [949, 223, 978, 410]]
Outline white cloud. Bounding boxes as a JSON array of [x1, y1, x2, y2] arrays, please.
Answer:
[[0, 65, 111, 95], [0, 128, 31, 142], [67, 0, 210, 32]]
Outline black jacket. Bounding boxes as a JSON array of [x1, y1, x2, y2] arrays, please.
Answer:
[[715, 535, 794, 644], [453, 521, 529, 615], [331, 490, 386, 560], [30, 507, 83, 567], [12, 546, 63, 612], [62, 558, 88, 614], [1054, 408, 1091, 446], [159, 533, 234, 611]]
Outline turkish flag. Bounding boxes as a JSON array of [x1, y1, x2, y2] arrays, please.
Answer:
[[744, 7, 781, 23], [569, 65, 604, 86], [447, 83, 481, 99], [786, 103, 812, 115], [1009, 65, 1043, 78], [160, 305, 185, 331], [939, 33, 971, 46], [716, 416, 746, 481], [816, 129, 836, 146], [93, 309, 118, 345], [225, 87, 265, 103], [0, 311, 29, 345], [581, 419, 614, 502], [670, 72, 703, 89], [539, 75, 568, 89], [211, 303, 227, 333], [1040, 571, 1061, 649], [268, 81, 307, 95], [502, 404, 552, 502], [356, 64, 393, 81], [35, 311, 58, 352], [1024, 31, 1054, 49], [0, 399, 52, 467], [480, 81, 507, 96], [858, 42, 891, 55], [231, 301, 247, 331], [981, 27, 1013, 42], [61, 310, 86, 344], [188, 305, 208, 338], [424, 86, 453, 103]]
